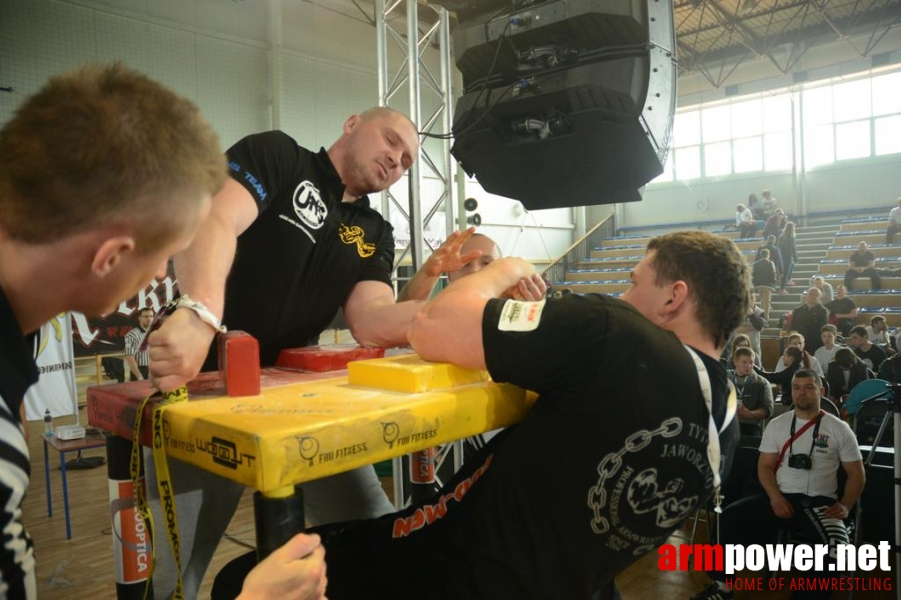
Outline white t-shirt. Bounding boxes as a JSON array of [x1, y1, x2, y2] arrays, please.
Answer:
[[814, 344, 840, 368], [889, 205, 901, 226], [736, 208, 753, 226], [866, 325, 890, 346], [760, 410, 861, 499]]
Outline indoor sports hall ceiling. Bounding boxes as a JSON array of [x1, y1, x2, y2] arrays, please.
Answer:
[[301, 0, 901, 88]]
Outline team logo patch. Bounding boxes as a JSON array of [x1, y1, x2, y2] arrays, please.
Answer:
[[339, 224, 376, 258], [293, 181, 328, 229], [497, 299, 546, 332]]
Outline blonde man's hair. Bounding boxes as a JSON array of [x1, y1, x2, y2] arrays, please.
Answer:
[[0, 63, 226, 249]]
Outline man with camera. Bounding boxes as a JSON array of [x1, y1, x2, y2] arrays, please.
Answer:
[[692, 369, 865, 600]]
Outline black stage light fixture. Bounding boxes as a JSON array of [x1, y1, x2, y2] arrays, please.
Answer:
[[443, 0, 677, 210]]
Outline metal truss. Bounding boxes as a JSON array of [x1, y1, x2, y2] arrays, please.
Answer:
[[374, 0, 457, 277], [675, 0, 901, 89], [372, 0, 461, 509]]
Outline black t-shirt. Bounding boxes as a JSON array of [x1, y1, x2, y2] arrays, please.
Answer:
[[447, 294, 737, 598], [825, 297, 856, 321], [850, 251, 875, 268], [790, 304, 828, 352], [854, 344, 887, 370], [207, 131, 395, 367]]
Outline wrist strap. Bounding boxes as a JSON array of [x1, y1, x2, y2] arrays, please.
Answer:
[[175, 295, 226, 334]]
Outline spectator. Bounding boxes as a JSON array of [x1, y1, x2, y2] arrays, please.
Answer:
[[761, 209, 788, 241], [735, 203, 757, 239], [754, 236, 784, 276], [865, 314, 891, 351], [748, 193, 764, 220], [787, 287, 828, 353], [761, 189, 778, 217], [757, 346, 809, 406], [733, 296, 767, 366], [775, 332, 825, 377], [886, 197, 901, 245], [123, 307, 154, 381], [825, 347, 874, 405], [848, 325, 888, 371], [776, 222, 797, 293], [752, 248, 777, 288], [729, 346, 774, 437], [814, 324, 842, 368], [691, 370, 864, 600], [824, 284, 859, 337], [877, 351, 901, 384], [812, 275, 834, 304], [844, 241, 881, 291]]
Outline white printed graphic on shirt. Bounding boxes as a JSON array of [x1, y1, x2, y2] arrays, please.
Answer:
[[293, 180, 328, 230], [497, 299, 546, 332]]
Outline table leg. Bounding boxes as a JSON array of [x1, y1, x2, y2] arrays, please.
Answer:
[[60, 449, 71, 540], [43, 438, 52, 518], [253, 485, 305, 561]]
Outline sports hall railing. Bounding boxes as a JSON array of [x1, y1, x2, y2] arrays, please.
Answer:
[[542, 213, 616, 288]]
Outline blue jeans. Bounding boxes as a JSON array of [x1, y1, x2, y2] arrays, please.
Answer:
[[781, 259, 794, 289]]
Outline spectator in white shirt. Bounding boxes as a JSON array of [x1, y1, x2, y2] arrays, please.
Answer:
[[774, 332, 824, 377], [814, 324, 842, 368], [886, 197, 901, 245]]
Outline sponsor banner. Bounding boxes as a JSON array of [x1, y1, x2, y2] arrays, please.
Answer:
[[72, 265, 177, 357], [24, 313, 77, 420], [109, 478, 152, 584]]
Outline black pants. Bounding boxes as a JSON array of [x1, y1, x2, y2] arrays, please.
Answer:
[[707, 493, 849, 599], [844, 268, 881, 291], [887, 224, 901, 245]]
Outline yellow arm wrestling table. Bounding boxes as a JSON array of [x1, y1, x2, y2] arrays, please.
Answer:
[[87, 347, 535, 598]]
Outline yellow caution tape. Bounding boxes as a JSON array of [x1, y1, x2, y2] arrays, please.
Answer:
[[130, 386, 188, 600]]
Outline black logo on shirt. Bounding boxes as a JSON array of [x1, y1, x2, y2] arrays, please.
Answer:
[[293, 181, 327, 230]]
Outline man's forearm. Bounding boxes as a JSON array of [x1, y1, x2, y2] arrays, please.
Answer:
[[349, 297, 425, 347], [124, 355, 142, 379], [173, 211, 238, 318], [397, 270, 438, 302], [840, 464, 865, 508]]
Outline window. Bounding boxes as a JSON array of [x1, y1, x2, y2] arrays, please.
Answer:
[[835, 120, 870, 160], [734, 137, 763, 173], [833, 79, 871, 122], [674, 146, 701, 180], [875, 115, 901, 156], [673, 111, 701, 146], [705, 141, 732, 176], [763, 94, 793, 133], [804, 124, 835, 167], [872, 71, 901, 117], [651, 152, 675, 183], [803, 86, 833, 126], [731, 99, 763, 138], [764, 131, 793, 171], [701, 105, 731, 143]]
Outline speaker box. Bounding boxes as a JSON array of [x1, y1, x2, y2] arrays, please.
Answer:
[[449, 0, 676, 210]]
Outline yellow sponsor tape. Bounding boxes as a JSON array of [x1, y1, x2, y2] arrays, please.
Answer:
[[130, 386, 188, 600]]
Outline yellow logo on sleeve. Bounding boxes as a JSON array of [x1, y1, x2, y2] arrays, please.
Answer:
[[338, 224, 376, 258]]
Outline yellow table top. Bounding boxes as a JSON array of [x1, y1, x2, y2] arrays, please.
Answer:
[[89, 354, 535, 494]]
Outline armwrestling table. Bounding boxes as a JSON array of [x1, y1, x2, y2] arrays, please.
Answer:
[[87, 342, 534, 599]]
